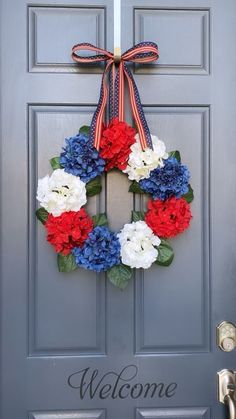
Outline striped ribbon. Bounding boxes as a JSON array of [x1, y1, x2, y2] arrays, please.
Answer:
[[71, 42, 159, 150]]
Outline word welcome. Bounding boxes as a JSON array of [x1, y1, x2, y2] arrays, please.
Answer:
[[67, 364, 177, 400]]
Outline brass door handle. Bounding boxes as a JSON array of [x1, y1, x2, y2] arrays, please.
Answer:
[[218, 370, 236, 419], [225, 393, 236, 419]]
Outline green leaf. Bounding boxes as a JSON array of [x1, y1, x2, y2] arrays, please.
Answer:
[[50, 156, 62, 170], [158, 238, 170, 247], [129, 180, 145, 194], [92, 213, 108, 227], [79, 125, 90, 136], [57, 253, 77, 272], [131, 210, 145, 222], [155, 240, 174, 267], [107, 264, 132, 290], [86, 176, 102, 197], [35, 207, 49, 224], [168, 150, 181, 162], [183, 184, 194, 203]]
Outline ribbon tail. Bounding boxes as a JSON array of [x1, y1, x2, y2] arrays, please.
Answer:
[[89, 60, 112, 150], [123, 63, 153, 150], [118, 62, 125, 121], [114, 67, 119, 119], [109, 63, 116, 121], [113, 61, 125, 121]]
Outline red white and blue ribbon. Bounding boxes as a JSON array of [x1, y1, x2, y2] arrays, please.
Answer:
[[71, 42, 159, 150]]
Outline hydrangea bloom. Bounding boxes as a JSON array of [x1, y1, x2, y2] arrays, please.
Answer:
[[117, 221, 161, 269], [139, 157, 190, 200], [72, 226, 121, 272], [60, 132, 105, 183], [37, 169, 87, 216], [123, 134, 168, 181], [45, 209, 94, 255], [145, 197, 192, 238], [100, 118, 136, 171]]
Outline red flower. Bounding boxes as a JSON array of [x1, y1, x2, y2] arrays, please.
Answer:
[[145, 197, 192, 239], [100, 118, 136, 171], [45, 209, 93, 255]]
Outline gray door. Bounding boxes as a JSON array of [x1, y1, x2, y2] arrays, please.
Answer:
[[1, 0, 236, 418]]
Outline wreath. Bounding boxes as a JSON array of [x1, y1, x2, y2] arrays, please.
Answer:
[[36, 43, 194, 290]]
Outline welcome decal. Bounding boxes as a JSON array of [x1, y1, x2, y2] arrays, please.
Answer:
[[68, 365, 177, 400]]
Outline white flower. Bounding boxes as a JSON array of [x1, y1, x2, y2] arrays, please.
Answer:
[[37, 169, 87, 216], [117, 221, 161, 269], [123, 134, 168, 181]]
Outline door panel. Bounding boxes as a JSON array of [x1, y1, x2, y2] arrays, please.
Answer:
[[136, 407, 210, 419], [136, 106, 209, 353], [28, 412, 106, 419], [134, 8, 209, 75], [28, 105, 106, 356], [1, 1, 236, 419], [28, 5, 106, 73]]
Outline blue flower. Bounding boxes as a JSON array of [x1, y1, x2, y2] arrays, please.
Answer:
[[60, 133, 105, 183], [139, 157, 190, 200], [72, 226, 121, 272]]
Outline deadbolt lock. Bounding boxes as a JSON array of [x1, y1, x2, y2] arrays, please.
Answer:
[[217, 321, 236, 352]]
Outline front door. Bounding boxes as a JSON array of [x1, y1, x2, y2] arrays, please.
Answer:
[[1, 1, 236, 418]]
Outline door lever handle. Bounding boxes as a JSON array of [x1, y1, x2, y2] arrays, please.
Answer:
[[225, 393, 236, 419], [218, 370, 236, 419]]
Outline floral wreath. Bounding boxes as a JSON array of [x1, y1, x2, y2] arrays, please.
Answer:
[[36, 43, 194, 290]]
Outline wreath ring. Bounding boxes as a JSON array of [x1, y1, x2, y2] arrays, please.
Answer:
[[36, 121, 193, 290]]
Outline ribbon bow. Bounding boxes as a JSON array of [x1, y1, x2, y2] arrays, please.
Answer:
[[71, 42, 159, 150]]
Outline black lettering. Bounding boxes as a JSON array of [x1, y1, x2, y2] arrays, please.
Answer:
[[111, 365, 138, 399], [68, 367, 98, 399], [68, 368, 89, 389], [165, 383, 177, 398], [99, 384, 112, 399], [143, 382, 165, 398], [67, 365, 178, 401], [91, 371, 117, 399], [118, 384, 131, 399], [130, 383, 143, 399]]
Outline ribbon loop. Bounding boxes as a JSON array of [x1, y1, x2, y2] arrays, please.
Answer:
[[72, 43, 113, 63], [71, 42, 159, 150], [122, 41, 159, 63]]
